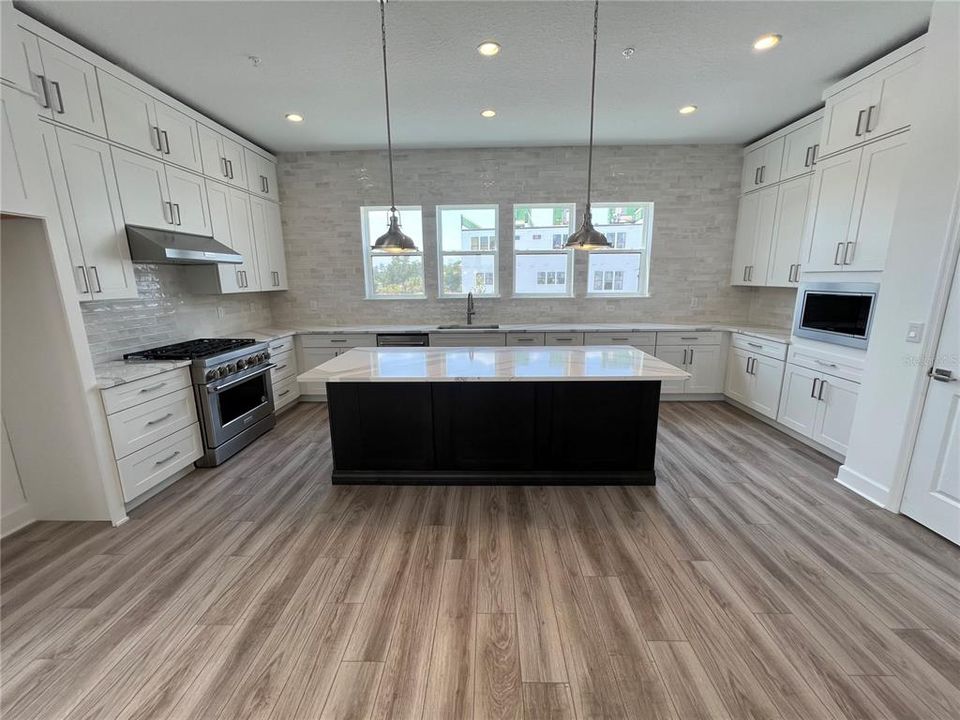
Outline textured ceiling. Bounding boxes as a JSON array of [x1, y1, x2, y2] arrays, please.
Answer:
[[17, 0, 931, 153]]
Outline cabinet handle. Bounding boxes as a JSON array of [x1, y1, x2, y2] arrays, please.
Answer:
[[843, 241, 855, 265], [814, 359, 838, 368], [930, 368, 957, 383], [220, 156, 228, 178], [162, 201, 172, 224], [865, 104, 877, 133], [154, 450, 181, 466], [680, 336, 698, 341], [747, 265, 753, 282], [236, 269, 243, 288], [227, 159, 235, 179], [810, 377, 819, 398], [35, 74, 51, 108], [804, 146, 812, 168], [276, 364, 288, 371], [818, 379, 827, 401], [139, 382, 167, 394], [688, 348, 694, 364], [611, 337, 629, 341], [759, 165, 765, 184], [145, 412, 174, 426], [240, 270, 247, 288], [834, 242, 844, 266], [747, 342, 763, 349], [76, 265, 90, 294], [277, 389, 291, 398], [743, 266, 749, 282], [88, 266, 102, 293], [152, 126, 162, 151], [330, 338, 347, 343], [160, 129, 171, 155], [50, 80, 64, 114], [754, 167, 761, 185], [172, 203, 182, 226], [811, 144, 819, 165], [855, 109, 867, 137], [681, 349, 687, 365], [746, 357, 754, 375], [273, 270, 280, 286], [788, 264, 795, 282]]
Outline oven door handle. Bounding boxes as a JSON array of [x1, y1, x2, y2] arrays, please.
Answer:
[[206, 365, 276, 394]]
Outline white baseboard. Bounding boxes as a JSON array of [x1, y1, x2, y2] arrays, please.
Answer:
[[124, 465, 193, 513], [1, 504, 36, 538], [300, 395, 327, 403], [835, 465, 889, 507], [661, 393, 724, 402]]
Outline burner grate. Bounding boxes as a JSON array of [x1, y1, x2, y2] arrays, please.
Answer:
[[124, 338, 257, 361]]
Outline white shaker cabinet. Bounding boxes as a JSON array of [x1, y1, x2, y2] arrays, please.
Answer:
[[656, 345, 724, 395], [154, 101, 202, 172], [245, 147, 279, 202], [724, 346, 784, 420], [802, 149, 861, 272], [186, 180, 259, 294], [198, 124, 247, 189], [741, 137, 784, 194], [653, 346, 686, 394], [776, 364, 821, 437], [251, 196, 287, 290], [164, 164, 211, 236], [780, 118, 823, 181], [730, 185, 777, 285], [765, 174, 811, 286], [1, 85, 49, 218], [33, 38, 104, 136], [777, 364, 859, 455]]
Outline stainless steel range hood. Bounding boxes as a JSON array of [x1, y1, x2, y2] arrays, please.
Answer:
[[125, 225, 242, 265]]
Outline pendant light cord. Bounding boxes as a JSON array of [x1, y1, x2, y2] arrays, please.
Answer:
[[380, 0, 397, 213], [585, 0, 599, 211]]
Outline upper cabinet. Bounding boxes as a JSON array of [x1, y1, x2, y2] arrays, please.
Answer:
[[819, 43, 923, 159], [780, 118, 823, 181], [251, 195, 287, 289], [198, 124, 248, 189], [244, 148, 279, 202], [33, 38, 105, 136], [98, 70, 202, 173], [741, 137, 784, 193]]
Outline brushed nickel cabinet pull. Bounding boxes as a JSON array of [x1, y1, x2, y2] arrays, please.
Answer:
[[818, 379, 827, 401], [747, 342, 763, 349], [152, 126, 162, 151], [865, 105, 877, 133], [50, 80, 64, 114], [810, 377, 819, 398], [146, 412, 173, 426], [139, 382, 167, 394], [811, 144, 819, 165], [154, 450, 181, 466], [76, 266, 89, 294], [278, 389, 291, 397], [930, 368, 956, 382], [843, 241, 855, 265], [89, 266, 102, 293], [688, 348, 694, 364], [172, 203, 182, 226], [35, 74, 51, 108], [855, 109, 867, 137], [834, 242, 844, 266], [160, 129, 170, 155]]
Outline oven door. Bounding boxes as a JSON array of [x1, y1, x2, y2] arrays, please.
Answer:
[[201, 365, 275, 448]]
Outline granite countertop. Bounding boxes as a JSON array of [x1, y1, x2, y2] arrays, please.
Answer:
[[95, 359, 192, 389], [235, 327, 299, 343], [297, 346, 692, 384]]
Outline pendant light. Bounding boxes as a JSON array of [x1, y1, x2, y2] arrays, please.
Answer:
[[371, 0, 417, 253], [565, 0, 612, 251]]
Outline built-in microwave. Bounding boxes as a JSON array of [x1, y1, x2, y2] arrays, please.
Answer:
[[793, 282, 880, 349]]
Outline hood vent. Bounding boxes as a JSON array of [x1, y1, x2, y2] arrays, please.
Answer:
[[125, 225, 242, 265]]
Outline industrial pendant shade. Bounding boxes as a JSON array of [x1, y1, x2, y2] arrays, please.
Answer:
[[372, 0, 417, 253], [565, 0, 612, 251]]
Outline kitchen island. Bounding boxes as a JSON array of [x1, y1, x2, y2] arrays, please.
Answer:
[[297, 346, 689, 485]]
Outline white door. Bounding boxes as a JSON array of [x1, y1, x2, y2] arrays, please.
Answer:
[[780, 119, 823, 181], [867, 52, 922, 139], [1, 87, 49, 217], [724, 347, 751, 405], [36, 39, 104, 135], [901, 263, 960, 544], [112, 146, 170, 228], [747, 186, 779, 286], [205, 180, 243, 294], [56, 128, 137, 299], [266, 201, 287, 289], [228, 187, 259, 291], [845, 133, 909, 272], [97, 69, 159, 156], [164, 166, 210, 236], [154, 101, 202, 172], [812, 375, 859, 455], [685, 345, 724, 394], [777, 364, 820, 436], [803, 148, 862, 272], [221, 135, 247, 189], [654, 346, 687, 394], [731, 193, 759, 285], [1, 24, 44, 97], [741, 145, 765, 193], [198, 123, 229, 181], [766, 175, 811, 286], [820, 79, 880, 157], [750, 355, 785, 420]]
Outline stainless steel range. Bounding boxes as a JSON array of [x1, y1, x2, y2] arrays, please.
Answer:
[[124, 338, 275, 466]]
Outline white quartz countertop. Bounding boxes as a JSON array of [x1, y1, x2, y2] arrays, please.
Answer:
[[95, 359, 192, 389], [297, 346, 691, 383]]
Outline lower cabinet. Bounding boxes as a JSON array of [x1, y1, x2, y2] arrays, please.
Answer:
[[777, 363, 860, 454], [655, 344, 725, 395], [428, 332, 507, 347], [270, 343, 299, 411], [724, 346, 785, 419]]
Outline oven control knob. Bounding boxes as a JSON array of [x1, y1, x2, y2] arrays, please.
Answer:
[[258, 353, 267, 363], [227, 363, 237, 374], [217, 366, 228, 378], [237, 358, 247, 369], [205, 369, 217, 381], [263, 351, 271, 362]]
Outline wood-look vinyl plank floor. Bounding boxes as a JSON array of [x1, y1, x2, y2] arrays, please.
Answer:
[[2, 400, 959, 719]]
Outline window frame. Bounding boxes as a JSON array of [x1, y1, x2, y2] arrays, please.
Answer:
[[360, 205, 427, 300], [435, 203, 500, 299], [512, 202, 576, 298], [585, 202, 655, 298]]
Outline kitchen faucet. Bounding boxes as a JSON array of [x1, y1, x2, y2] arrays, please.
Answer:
[[466, 292, 476, 326]]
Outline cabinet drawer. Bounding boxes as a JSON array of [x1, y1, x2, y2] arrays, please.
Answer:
[[273, 374, 301, 410], [428, 333, 506, 347], [299, 333, 372, 349], [270, 349, 296, 383], [787, 345, 864, 384], [584, 331, 657, 346], [106, 386, 197, 459], [116, 423, 202, 502], [267, 335, 294, 355], [101, 367, 192, 414], [506, 332, 545, 346], [544, 332, 584, 346], [731, 334, 787, 361], [655, 331, 723, 346]]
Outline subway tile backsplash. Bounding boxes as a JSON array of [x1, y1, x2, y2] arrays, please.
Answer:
[[81, 264, 272, 365]]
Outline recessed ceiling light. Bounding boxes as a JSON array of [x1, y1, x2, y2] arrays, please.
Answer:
[[477, 41, 501, 57], [622, 47, 635, 59], [753, 33, 782, 51], [679, 105, 698, 115], [480, 109, 497, 118], [285, 113, 304, 123]]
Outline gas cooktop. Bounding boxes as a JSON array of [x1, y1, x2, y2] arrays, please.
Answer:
[[124, 338, 257, 361]]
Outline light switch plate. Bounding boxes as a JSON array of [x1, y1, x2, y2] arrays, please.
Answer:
[[906, 322, 924, 343]]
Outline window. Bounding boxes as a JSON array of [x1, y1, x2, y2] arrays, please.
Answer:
[[361, 206, 425, 299], [513, 203, 575, 296], [587, 203, 654, 296], [437, 205, 499, 297]]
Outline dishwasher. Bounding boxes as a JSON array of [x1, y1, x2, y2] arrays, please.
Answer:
[[376, 333, 430, 347]]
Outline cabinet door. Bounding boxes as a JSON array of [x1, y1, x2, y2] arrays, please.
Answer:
[[654, 346, 686, 394], [776, 364, 820, 437], [1, 24, 44, 99], [845, 133, 909, 272], [164, 165, 210, 236], [56, 128, 137, 299], [685, 345, 724, 394], [97, 70, 159, 156], [731, 192, 759, 285], [766, 175, 811, 286], [1, 87, 49, 217], [36, 39, 104, 136], [812, 375, 859, 455], [112, 146, 170, 228], [781, 119, 823, 181], [205, 180, 242, 294], [246, 148, 279, 201], [228, 187, 259, 291], [221, 135, 247, 189], [759, 136, 784, 187], [820, 79, 880, 158], [867, 52, 922, 139], [750, 355, 785, 420], [803, 148, 862, 272], [741, 146, 765, 193], [747, 186, 779, 286], [249, 194, 273, 290], [724, 347, 751, 405], [267, 201, 287, 289], [198, 123, 229, 181], [155, 101, 202, 172], [299, 348, 339, 397], [38, 122, 89, 298]]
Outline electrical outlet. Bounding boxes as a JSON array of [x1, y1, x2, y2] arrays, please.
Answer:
[[690, 296, 703, 309], [906, 322, 924, 343], [216, 305, 225, 320]]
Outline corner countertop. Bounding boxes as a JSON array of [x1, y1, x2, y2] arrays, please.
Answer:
[[95, 359, 193, 390], [297, 346, 691, 383]]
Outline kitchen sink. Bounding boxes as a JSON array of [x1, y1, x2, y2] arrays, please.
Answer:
[[435, 324, 500, 330]]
